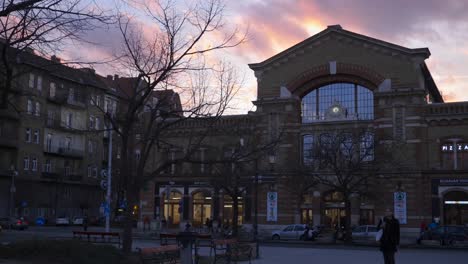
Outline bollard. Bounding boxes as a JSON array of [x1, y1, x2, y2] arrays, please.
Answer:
[[176, 231, 198, 264]]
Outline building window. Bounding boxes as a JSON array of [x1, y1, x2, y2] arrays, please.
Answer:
[[200, 148, 205, 173], [68, 88, 74, 101], [25, 128, 31, 142], [66, 113, 73, 128], [360, 132, 374, 161], [87, 165, 92, 177], [95, 117, 100, 130], [44, 159, 51, 172], [89, 115, 95, 129], [116, 146, 121, 159], [65, 166, 71, 176], [65, 137, 71, 150], [135, 149, 141, 161], [49, 82, 56, 98], [303, 135, 314, 166], [301, 83, 374, 122], [32, 158, 37, 171], [88, 140, 93, 154], [96, 95, 101, 107], [46, 133, 52, 152], [23, 156, 30, 170], [33, 129, 40, 144], [35, 102, 40, 116], [29, 73, 34, 88], [27, 99, 33, 114], [441, 142, 468, 170], [93, 166, 98, 178], [37, 76, 42, 91]]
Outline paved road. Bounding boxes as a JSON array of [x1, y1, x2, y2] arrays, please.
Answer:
[[252, 246, 468, 264]]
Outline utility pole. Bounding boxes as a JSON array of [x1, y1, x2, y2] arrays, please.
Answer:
[[9, 167, 17, 217], [105, 125, 113, 232]]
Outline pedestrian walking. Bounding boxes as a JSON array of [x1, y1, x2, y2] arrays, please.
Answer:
[[377, 209, 400, 264]]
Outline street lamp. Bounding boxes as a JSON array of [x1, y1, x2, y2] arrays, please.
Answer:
[[9, 165, 18, 217]]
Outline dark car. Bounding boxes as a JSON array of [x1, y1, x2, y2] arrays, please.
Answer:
[[0, 217, 29, 230], [418, 225, 468, 245]]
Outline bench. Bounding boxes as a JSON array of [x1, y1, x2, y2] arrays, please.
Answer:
[[138, 245, 180, 264], [72, 231, 121, 247]]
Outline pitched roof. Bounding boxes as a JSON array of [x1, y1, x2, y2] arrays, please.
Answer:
[[249, 25, 431, 70]]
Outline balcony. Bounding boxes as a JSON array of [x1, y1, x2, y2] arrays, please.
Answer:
[[45, 118, 83, 133], [44, 145, 84, 159], [47, 93, 67, 104], [0, 136, 18, 148]]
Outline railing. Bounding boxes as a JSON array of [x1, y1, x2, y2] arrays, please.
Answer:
[[45, 118, 82, 132], [44, 145, 84, 158], [427, 102, 468, 116]]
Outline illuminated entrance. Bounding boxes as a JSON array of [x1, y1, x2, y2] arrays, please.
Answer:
[[323, 191, 346, 228], [223, 195, 243, 226], [163, 191, 182, 226], [192, 191, 212, 227], [443, 191, 468, 225]]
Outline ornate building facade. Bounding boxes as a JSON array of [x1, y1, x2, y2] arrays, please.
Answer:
[[139, 25, 468, 233]]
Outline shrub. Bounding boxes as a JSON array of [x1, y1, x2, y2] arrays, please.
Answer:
[[0, 239, 127, 264]]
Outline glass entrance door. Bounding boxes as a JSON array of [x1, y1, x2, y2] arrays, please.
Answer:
[[192, 192, 212, 227], [324, 208, 345, 228], [163, 191, 182, 226], [301, 209, 313, 225]]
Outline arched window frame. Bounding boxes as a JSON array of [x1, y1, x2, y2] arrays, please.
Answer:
[[301, 83, 374, 123]]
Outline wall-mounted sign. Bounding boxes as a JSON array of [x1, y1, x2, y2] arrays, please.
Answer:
[[267, 192, 278, 222], [439, 179, 468, 186], [394, 192, 407, 224], [441, 143, 468, 152]]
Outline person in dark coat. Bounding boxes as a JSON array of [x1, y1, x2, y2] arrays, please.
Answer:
[[378, 209, 400, 264]]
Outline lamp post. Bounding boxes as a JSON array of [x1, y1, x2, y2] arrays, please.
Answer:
[[9, 165, 18, 217]]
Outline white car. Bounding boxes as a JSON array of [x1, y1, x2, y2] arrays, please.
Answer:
[[72, 217, 84, 225], [55, 217, 70, 226], [352, 225, 378, 241], [271, 224, 307, 240]]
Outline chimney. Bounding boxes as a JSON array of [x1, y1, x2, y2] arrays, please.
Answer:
[[107, 75, 113, 81], [51, 55, 61, 64], [114, 74, 119, 80]]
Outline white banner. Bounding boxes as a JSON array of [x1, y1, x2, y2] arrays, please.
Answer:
[[394, 192, 407, 224], [267, 192, 278, 222]]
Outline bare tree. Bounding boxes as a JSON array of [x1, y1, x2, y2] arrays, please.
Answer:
[[307, 129, 376, 241], [0, 0, 109, 110], [101, 0, 247, 253]]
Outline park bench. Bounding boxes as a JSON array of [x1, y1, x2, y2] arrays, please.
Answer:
[[211, 238, 251, 264], [72, 231, 121, 247], [138, 245, 180, 264]]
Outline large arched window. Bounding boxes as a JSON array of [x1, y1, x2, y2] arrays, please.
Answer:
[[301, 83, 374, 122]]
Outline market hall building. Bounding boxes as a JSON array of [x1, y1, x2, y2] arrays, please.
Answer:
[[139, 25, 468, 232]]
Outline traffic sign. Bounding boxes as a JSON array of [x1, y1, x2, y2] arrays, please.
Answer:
[[100, 180, 107, 190]]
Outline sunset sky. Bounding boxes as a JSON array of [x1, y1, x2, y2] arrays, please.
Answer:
[[66, 0, 468, 113]]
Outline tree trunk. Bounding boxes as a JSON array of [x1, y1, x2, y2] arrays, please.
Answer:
[[344, 198, 352, 242], [122, 186, 138, 253], [232, 196, 239, 237]]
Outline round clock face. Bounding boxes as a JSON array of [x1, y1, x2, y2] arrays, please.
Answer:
[[332, 106, 340, 113]]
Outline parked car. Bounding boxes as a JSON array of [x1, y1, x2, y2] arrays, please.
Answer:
[[0, 217, 28, 230], [352, 225, 379, 241], [73, 217, 84, 226], [418, 225, 468, 245], [55, 217, 70, 226], [271, 224, 307, 240]]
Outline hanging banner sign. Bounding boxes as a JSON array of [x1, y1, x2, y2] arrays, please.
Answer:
[[394, 192, 407, 224], [267, 192, 278, 222]]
